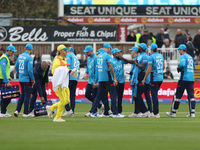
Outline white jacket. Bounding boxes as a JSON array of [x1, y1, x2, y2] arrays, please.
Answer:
[[52, 66, 69, 92]]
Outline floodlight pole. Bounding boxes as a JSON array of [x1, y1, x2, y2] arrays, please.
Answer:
[[58, 0, 64, 17]]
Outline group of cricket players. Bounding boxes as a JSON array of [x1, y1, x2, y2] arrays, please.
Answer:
[[0, 42, 196, 122]]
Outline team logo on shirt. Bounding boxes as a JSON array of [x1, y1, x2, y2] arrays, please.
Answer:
[[0, 27, 7, 42]]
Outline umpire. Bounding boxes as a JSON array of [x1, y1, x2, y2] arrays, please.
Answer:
[[28, 61, 50, 117]]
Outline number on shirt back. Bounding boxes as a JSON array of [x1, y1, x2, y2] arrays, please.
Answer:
[[187, 58, 193, 69], [74, 58, 79, 68], [156, 59, 163, 73], [19, 60, 24, 69], [97, 58, 103, 67]]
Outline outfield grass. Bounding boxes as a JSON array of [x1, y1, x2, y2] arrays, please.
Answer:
[[1, 103, 200, 150]]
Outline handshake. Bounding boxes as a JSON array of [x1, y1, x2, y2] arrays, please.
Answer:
[[69, 68, 79, 78]]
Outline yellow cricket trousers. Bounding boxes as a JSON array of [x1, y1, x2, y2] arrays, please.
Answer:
[[50, 87, 70, 119]]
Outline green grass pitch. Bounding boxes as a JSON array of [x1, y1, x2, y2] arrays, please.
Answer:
[[1, 103, 200, 150]]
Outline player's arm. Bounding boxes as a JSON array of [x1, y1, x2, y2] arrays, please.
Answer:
[[120, 57, 134, 64], [178, 55, 186, 70], [14, 57, 19, 74], [136, 62, 147, 71], [142, 65, 152, 85], [28, 57, 35, 85], [163, 59, 165, 71]]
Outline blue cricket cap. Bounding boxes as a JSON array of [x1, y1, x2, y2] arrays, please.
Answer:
[[137, 43, 147, 51], [7, 45, 17, 52], [150, 43, 158, 50], [67, 47, 74, 51], [103, 43, 112, 49], [166, 66, 170, 69], [83, 45, 93, 53], [129, 46, 138, 52], [176, 44, 187, 50], [25, 43, 34, 50], [111, 48, 122, 55]]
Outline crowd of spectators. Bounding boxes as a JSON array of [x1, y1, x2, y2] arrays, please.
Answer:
[[127, 28, 200, 64]]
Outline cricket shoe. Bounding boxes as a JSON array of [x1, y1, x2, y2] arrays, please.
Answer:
[[98, 114, 109, 118], [90, 113, 99, 118], [108, 110, 112, 115], [128, 113, 139, 118], [111, 113, 125, 118], [85, 112, 91, 117], [14, 110, 19, 117], [166, 112, 176, 118], [46, 105, 53, 118], [22, 114, 29, 117], [186, 114, 195, 118], [98, 104, 104, 114], [119, 113, 127, 117], [68, 110, 74, 117], [53, 118, 66, 122], [149, 113, 160, 118], [140, 111, 150, 118], [28, 111, 35, 117], [0, 113, 12, 118], [5, 112, 12, 117]]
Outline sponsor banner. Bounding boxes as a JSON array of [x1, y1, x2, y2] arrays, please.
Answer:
[[64, 5, 200, 16], [9, 82, 200, 103], [60, 16, 200, 24], [117, 25, 127, 42], [0, 26, 117, 42]]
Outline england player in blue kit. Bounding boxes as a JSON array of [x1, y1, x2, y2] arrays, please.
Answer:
[[90, 43, 125, 118], [120, 43, 149, 117], [166, 44, 196, 118], [14, 44, 35, 117], [142, 43, 165, 118], [111, 48, 127, 115], [83, 46, 104, 117], [62, 47, 80, 117]]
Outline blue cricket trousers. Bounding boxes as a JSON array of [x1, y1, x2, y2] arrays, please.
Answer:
[[29, 83, 47, 113], [116, 83, 124, 114], [16, 82, 32, 114], [65, 80, 77, 113], [0, 79, 11, 114]]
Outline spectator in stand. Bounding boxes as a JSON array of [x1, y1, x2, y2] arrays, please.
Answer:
[[163, 66, 174, 79], [164, 28, 171, 42], [126, 30, 136, 42], [181, 32, 192, 45], [139, 29, 152, 44], [0, 47, 5, 57], [9, 55, 15, 65], [156, 28, 170, 48], [10, 68, 19, 80], [33, 54, 41, 67], [147, 39, 152, 55], [79, 54, 87, 68], [149, 32, 156, 44], [184, 29, 189, 36], [185, 37, 196, 60], [193, 29, 200, 64], [51, 49, 57, 60], [175, 29, 184, 48], [135, 29, 142, 44], [161, 39, 173, 61]]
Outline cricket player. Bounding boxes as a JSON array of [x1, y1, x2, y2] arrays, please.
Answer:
[[0, 45, 17, 117], [90, 43, 124, 118], [62, 47, 80, 117], [142, 43, 165, 118], [28, 61, 50, 117], [166, 44, 196, 118], [119, 43, 149, 117], [14, 44, 35, 117], [111, 48, 127, 115], [83, 46, 104, 117]]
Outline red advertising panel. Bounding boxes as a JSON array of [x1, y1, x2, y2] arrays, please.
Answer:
[[59, 16, 200, 24], [10, 82, 200, 100]]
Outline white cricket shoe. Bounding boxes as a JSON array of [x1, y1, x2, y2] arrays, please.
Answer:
[[140, 111, 150, 118], [28, 111, 35, 117], [115, 113, 126, 118], [108, 110, 112, 115], [68, 110, 74, 117], [46, 105, 53, 118], [53, 118, 66, 122], [128, 113, 139, 118], [85, 112, 91, 117], [186, 114, 195, 118], [14, 110, 19, 117], [166, 112, 176, 118], [22, 114, 29, 117], [98, 114, 109, 118], [149, 113, 160, 118], [0, 113, 5, 117], [5, 112, 12, 117], [90, 113, 99, 118], [98, 104, 104, 114]]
